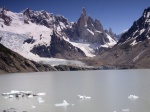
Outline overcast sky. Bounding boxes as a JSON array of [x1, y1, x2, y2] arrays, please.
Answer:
[[0, 0, 150, 34]]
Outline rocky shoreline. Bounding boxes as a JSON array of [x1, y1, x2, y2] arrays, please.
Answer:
[[53, 64, 130, 71], [2, 108, 27, 112]]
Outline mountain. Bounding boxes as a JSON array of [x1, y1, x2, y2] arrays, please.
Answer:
[[0, 43, 56, 73], [0, 7, 117, 62], [66, 8, 116, 45], [118, 7, 150, 44], [85, 7, 150, 68]]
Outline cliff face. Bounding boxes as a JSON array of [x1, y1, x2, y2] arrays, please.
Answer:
[[31, 31, 86, 59], [66, 8, 116, 45], [84, 7, 150, 69], [0, 44, 56, 74]]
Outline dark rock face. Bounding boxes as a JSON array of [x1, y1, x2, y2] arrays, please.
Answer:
[[23, 8, 53, 28], [31, 31, 86, 59], [0, 7, 12, 26], [23, 8, 71, 30], [0, 44, 56, 73], [23, 37, 35, 44], [118, 7, 150, 44]]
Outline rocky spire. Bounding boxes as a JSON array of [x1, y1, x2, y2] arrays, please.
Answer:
[[109, 27, 113, 35], [81, 7, 86, 16], [143, 7, 150, 18]]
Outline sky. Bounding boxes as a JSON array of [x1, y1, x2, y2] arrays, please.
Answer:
[[0, 0, 150, 34]]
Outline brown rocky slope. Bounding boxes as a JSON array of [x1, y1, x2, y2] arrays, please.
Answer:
[[0, 43, 57, 74]]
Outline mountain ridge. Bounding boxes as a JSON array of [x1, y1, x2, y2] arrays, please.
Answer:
[[0, 7, 117, 62], [84, 6, 150, 68]]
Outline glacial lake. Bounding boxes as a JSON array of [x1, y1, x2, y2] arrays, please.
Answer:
[[0, 70, 150, 112]]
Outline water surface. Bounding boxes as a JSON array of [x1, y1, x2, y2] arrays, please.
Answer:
[[0, 70, 150, 112]]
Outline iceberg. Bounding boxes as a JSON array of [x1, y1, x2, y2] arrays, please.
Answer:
[[55, 100, 70, 107], [36, 92, 46, 96], [28, 94, 33, 98], [2, 90, 45, 98], [128, 95, 139, 99], [8, 95, 13, 98], [77, 95, 91, 100], [38, 97, 45, 103], [122, 109, 130, 112], [31, 105, 36, 109]]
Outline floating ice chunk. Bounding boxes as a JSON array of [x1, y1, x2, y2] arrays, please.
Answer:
[[122, 109, 130, 112], [22, 91, 33, 95], [77, 95, 91, 100], [55, 100, 70, 107], [2, 90, 21, 96], [77, 95, 84, 99], [2, 90, 46, 99], [128, 95, 139, 99], [84, 96, 91, 99], [2, 92, 10, 96], [36, 93, 46, 96], [10, 90, 20, 94], [9, 95, 13, 98], [10, 90, 19, 94], [38, 97, 45, 103], [31, 105, 36, 108], [28, 95, 33, 98]]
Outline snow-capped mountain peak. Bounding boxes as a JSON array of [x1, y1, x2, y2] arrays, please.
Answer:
[[82, 7, 87, 16], [118, 7, 150, 45], [143, 7, 150, 19], [0, 7, 117, 65]]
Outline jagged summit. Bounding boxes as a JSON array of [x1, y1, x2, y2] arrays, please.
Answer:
[[87, 6, 150, 68], [0, 7, 117, 61], [143, 7, 150, 18], [70, 7, 117, 45], [0, 6, 9, 11], [82, 7, 87, 16], [118, 6, 150, 44]]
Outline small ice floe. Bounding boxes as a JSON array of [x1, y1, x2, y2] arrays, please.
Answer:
[[9, 95, 13, 98], [9, 90, 20, 95], [31, 105, 36, 109], [2, 90, 46, 98], [38, 97, 45, 103], [36, 93, 46, 96], [28, 94, 33, 98], [2, 92, 10, 96], [77, 95, 91, 100], [55, 100, 70, 107], [4, 96, 8, 99], [128, 95, 139, 99], [2, 90, 20, 96], [122, 109, 130, 112], [22, 91, 33, 95]]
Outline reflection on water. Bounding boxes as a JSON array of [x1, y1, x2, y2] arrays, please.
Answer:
[[0, 70, 150, 112]]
